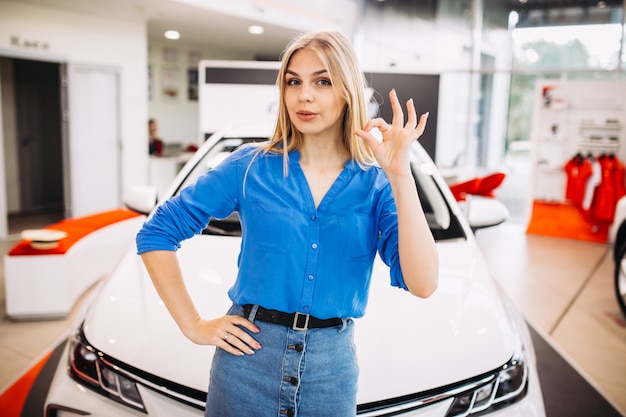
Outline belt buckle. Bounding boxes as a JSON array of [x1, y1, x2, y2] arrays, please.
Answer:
[[292, 312, 310, 331]]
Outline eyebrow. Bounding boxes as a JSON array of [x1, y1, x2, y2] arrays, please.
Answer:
[[285, 69, 328, 77]]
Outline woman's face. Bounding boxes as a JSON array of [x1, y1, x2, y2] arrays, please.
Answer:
[[283, 48, 346, 140]]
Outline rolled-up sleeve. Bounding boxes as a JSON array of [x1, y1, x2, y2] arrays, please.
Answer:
[[136, 148, 246, 254], [376, 184, 407, 290]]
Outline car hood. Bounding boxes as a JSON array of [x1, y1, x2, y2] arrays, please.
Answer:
[[83, 233, 516, 404]]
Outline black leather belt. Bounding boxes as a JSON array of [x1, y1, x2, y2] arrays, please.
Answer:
[[242, 304, 343, 331]]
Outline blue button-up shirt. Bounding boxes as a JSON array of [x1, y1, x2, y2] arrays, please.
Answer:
[[136, 144, 406, 319]]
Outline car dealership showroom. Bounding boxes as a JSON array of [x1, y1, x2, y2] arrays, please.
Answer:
[[1, 0, 626, 416]]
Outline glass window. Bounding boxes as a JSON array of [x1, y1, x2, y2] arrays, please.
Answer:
[[507, 21, 625, 150], [512, 24, 623, 71]]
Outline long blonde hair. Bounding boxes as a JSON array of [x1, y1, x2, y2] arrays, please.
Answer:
[[261, 31, 376, 173]]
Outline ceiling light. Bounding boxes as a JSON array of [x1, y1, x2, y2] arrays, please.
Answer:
[[164, 30, 181, 40], [597, 1, 606, 8], [248, 25, 264, 35]]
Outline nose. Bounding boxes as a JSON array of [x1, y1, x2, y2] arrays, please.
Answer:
[[298, 83, 313, 102]]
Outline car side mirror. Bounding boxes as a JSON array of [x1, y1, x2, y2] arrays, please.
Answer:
[[124, 186, 158, 215], [466, 196, 509, 231]]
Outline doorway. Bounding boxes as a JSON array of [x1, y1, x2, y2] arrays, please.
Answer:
[[1, 58, 122, 239], [1, 57, 65, 236]]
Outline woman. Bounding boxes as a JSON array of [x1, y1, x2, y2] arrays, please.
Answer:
[[136, 30, 438, 417]]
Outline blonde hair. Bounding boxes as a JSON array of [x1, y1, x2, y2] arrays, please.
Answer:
[[260, 30, 376, 173]]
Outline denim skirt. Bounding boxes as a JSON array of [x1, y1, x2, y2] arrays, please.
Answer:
[[205, 304, 359, 417]]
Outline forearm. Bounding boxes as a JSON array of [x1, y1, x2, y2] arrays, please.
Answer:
[[140, 250, 261, 354], [140, 250, 202, 336], [388, 173, 439, 298]]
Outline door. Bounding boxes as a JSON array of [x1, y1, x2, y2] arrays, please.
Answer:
[[14, 59, 64, 214], [66, 64, 121, 217]]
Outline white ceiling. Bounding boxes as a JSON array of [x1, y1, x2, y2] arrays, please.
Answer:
[[17, 0, 307, 59], [14, 0, 620, 58]]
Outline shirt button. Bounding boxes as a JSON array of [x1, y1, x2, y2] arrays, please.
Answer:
[[311, 243, 318, 249], [284, 376, 298, 385], [303, 305, 309, 311], [308, 274, 314, 281], [311, 215, 316, 221]]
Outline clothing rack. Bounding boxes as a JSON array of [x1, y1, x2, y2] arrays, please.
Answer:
[[577, 138, 619, 157]]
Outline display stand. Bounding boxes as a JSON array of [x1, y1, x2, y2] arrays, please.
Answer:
[[527, 80, 626, 243], [4, 209, 144, 320]]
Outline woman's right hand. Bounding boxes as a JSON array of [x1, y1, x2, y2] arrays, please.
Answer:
[[140, 251, 262, 357], [185, 315, 262, 356]]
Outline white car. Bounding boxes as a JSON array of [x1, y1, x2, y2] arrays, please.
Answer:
[[611, 197, 626, 317], [44, 122, 546, 417]]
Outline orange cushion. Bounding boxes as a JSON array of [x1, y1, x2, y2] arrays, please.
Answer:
[[449, 172, 506, 201], [449, 178, 481, 201], [8, 209, 142, 256], [474, 172, 506, 197], [526, 200, 609, 243]]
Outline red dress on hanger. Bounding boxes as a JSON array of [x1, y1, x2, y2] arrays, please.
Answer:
[[590, 155, 626, 223], [564, 154, 592, 207]]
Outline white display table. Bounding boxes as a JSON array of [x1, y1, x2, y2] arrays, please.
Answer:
[[4, 209, 145, 320]]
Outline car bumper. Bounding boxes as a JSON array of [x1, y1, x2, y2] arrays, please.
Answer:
[[44, 342, 205, 417], [45, 340, 545, 417]]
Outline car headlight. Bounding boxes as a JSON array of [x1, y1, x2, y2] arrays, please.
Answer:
[[68, 324, 146, 413], [445, 348, 528, 416], [445, 291, 530, 417]]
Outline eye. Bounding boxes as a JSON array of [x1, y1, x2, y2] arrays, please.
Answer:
[[317, 78, 332, 86], [286, 78, 300, 86]]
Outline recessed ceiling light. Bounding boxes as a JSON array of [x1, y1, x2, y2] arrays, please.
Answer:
[[164, 30, 181, 40], [248, 25, 264, 35], [597, 1, 606, 8]]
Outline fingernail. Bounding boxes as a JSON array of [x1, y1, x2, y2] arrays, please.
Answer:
[[247, 349, 255, 355], [255, 343, 262, 350]]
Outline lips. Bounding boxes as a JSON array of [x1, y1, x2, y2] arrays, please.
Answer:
[[296, 110, 317, 121]]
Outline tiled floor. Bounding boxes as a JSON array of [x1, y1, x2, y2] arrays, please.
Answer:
[[475, 220, 626, 415], [0, 235, 94, 391], [0, 153, 626, 416]]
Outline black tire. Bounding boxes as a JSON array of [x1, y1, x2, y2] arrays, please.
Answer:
[[614, 243, 626, 318]]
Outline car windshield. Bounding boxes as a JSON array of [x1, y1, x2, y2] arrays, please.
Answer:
[[174, 137, 466, 241]]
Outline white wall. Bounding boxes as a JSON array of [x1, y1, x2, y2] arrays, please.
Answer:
[[0, 0, 149, 203], [147, 39, 255, 147], [357, 5, 472, 73]]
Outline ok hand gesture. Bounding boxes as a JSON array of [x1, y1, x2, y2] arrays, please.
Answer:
[[356, 89, 429, 178]]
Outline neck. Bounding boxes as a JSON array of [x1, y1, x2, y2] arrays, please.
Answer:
[[299, 137, 350, 169]]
